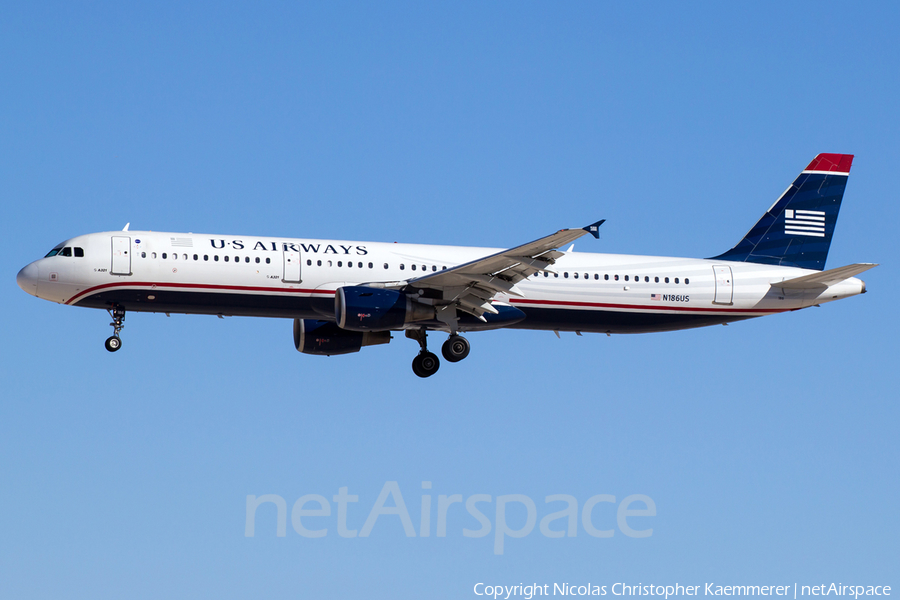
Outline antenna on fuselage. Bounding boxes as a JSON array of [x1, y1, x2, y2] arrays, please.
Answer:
[[122, 223, 130, 231]]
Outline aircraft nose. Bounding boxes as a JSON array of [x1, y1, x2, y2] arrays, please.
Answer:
[[16, 262, 39, 296]]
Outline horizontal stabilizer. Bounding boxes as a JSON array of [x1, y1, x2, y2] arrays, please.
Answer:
[[771, 263, 877, 289]]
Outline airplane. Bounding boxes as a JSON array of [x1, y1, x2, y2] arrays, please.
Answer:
[[17, 153, 875, 377]]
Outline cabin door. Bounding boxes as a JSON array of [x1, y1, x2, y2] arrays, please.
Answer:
[[111, 236, 132, 276], [712, 265, 733, 305], [283, 249, 302, 283]]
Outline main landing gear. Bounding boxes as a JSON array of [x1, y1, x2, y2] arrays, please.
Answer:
[[406, 330, 470, 378], [105, 305, 126, 352], [441, 335, 470, 363]]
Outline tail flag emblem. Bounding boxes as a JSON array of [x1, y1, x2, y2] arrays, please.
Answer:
[[785, 209, 826, 237]]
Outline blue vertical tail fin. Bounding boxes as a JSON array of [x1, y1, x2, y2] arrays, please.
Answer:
[[709, 153, 853, 271]]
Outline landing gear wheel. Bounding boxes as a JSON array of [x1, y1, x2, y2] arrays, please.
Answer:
[[106, 305, 126, 352], [412, 351, 440, 378], [441, 335, 470, 363]]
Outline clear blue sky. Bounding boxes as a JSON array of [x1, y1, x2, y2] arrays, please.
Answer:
[[2, 3, 897, 598]]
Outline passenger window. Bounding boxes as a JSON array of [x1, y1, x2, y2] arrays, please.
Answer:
[[384, 263, 389, 269], [675, 278, 680, 284], [604, 274, 609, 280], [347, 261, 352, 268], [234, 256, 239, 263], [359, 262, 363, 268], [316, 260, 321, 266], [266, 258, 271, 264], [594, 274, 599, 280], [369, 263, 374, 269], [307, 259, 312, 266], [432, 265, 437, 272], [685, 278, 690, 284], [614, 275, 619, 281], [172, 253, 178, 260], [224, 256, 229, 262], [74, 247, 84, 257], [584, 273, 588, 280], [141, 252, 147, 258], [337, 261, 343, 267], [421, 265, 426, 271], [554, 273, 559, 278], [204, 255, 209, 261], [655, 277, 659, 283], [564, 272, 569, 278], [162, 253, 167, 259], [193, 254, 198, 261], [400, 264, 405, 270], [624, 275, 629, 281], [327, 260, 332, 267], [573, 273, 578, 279], [411, 265, 416, 271], [665, 277, 669, 283], [245, 257, 249, 263], [214, 255, 219, 261], [152, 252, 157, 259]]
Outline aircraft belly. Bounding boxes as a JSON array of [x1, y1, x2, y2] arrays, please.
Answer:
[[511, 306, 756, 333], [74, 288, 324, 319]]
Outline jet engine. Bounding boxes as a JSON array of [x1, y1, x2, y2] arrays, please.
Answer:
[[293, 318, 390, 355], [335, 286, 434, 332]]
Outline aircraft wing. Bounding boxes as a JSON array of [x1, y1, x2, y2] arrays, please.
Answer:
[[396, 220, 604, 322], [771, 263, 878, 289]]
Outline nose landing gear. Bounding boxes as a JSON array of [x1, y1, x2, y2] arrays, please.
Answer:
[[105, 305, 126, 352]]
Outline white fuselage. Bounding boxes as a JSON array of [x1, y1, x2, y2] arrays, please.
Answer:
[[17, 230, 865, 334]]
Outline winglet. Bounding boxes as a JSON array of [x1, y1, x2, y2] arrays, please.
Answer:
[[583, 219, 605, 239]]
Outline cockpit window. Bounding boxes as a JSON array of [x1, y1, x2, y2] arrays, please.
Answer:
[[59, 247, 72, 257], [74, 247, 84, 257], [45, 246, 63, 257]]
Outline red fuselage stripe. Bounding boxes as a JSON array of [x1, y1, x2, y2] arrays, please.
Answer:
[[68, 280, 785, 315], [66, 281, 335, 305], [508, 297, 787, 314]]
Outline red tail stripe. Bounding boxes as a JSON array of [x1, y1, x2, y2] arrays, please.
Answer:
[[805, 153, 853, 173]]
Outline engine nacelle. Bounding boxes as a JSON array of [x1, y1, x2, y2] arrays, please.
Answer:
[[335, 286, 434, 332], [293, 318, 390, 356]]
